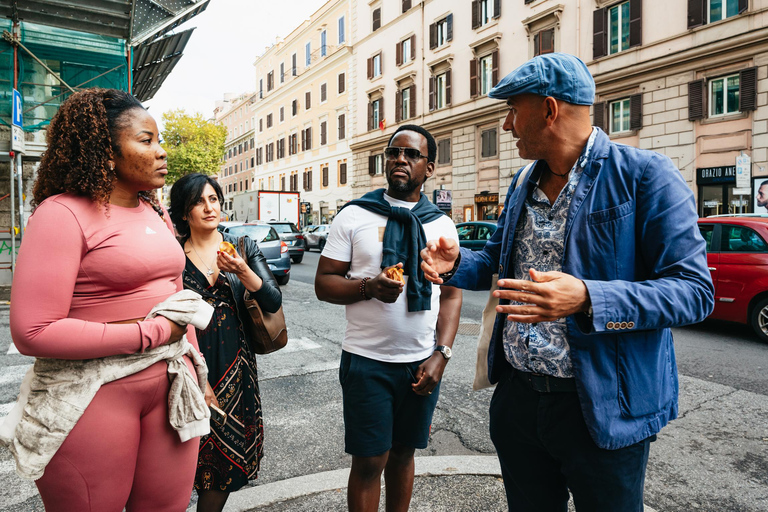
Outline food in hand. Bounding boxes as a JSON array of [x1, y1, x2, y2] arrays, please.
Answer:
[[385, 266, 405, 283], [219, 241, 237, 257]]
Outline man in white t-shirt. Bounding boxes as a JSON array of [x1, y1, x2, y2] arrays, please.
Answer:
[[315, 125, 461, 512]]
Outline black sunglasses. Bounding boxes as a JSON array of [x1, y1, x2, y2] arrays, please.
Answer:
[[384, 146, 428, 161]]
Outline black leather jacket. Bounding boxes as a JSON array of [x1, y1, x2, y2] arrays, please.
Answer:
[[221, 233, 282, 324]]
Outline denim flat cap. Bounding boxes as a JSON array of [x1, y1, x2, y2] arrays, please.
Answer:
[[488, 53, 595, 105]]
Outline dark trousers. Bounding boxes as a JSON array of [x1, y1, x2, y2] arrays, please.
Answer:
[[489, 368, 651, 512]]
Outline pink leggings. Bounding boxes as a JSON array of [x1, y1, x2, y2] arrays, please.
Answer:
[[36, 361, 199, 512]]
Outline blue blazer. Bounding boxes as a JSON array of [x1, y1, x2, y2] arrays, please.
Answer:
[[448, 129, 714, 449]]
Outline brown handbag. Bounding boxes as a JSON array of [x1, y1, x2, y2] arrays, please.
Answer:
[[237, 237, 288, 354]]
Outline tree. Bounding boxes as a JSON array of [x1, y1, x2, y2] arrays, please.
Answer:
[[161, 109, 227, 183]]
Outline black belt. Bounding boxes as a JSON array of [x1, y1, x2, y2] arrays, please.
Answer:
[[513, 368, 577, 393]]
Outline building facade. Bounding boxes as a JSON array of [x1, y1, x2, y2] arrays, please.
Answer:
[[349, 0, 768, 221], [250, 0, 354, 226], [215, 92, 257, 215]]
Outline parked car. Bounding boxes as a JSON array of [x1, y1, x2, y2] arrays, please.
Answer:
[[218, 222, 291, 285], [305, 224, 331, 251], [268, 221, 306, 264], [301, 224, 318, 235], [456, 221, 497, 251], [698, 216, 768, 342]]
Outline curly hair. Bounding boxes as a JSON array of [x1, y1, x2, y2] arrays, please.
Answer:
[[33, 88, 163, 217], [169, 173, 224, 241]]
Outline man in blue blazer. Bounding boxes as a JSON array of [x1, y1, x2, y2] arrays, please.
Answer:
[[420, 53, 714, 511]]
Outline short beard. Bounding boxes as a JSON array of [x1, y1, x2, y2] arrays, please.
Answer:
[[387, 174, 420, 195]]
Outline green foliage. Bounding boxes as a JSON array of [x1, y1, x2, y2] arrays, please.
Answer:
[[161, 109, 227, 184]]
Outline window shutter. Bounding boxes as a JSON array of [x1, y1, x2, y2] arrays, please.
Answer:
[[410, 35, 416, 61], [340, 163, 347, 184], [306, 91, 311, 109], [739, 0, 748, 13], [688, 79, 706, 120], [492, 50, 499, 87], [430, 23, 437, 49], [471, 0, 480, 29], [369, 155, 376, 175], [534, 33, 540, 56], [410, 84, 416, 118], [321, 83, 327, 102], [493, 0, 501, 19], [307, 127, 312, 150], [339, 73, 345, 93], [629, 0, 642, 48], [429, 76, 435, 111], [308, 170, 312, 190], [447, 14, 453, 41], [367, 57, 373, 79], [396, 90, 402, 123], [740, 67, 758, 112], [379, 98, 384, 127], [687, 0, 705, 28], [396, 42, 402, 67], [470, 59, 478, 98], [339, 114, 345, 139], [446, 70, 452, 106], [368, 102, 374, 131], [373, 8, 381, 31], [402, 0, 411, 12], [593, 8, 606, 59], [323, 167, 329, 187], [593, 102, 607, 132], [301, 129, 306, 150], [630, 94, 643, 130], [321, 121, 327, 145]]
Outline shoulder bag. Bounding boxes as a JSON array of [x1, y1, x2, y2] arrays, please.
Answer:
[[237, 237, 288, 354]]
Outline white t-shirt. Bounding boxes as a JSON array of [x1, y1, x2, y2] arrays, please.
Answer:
[[321, 193, 459, 363]]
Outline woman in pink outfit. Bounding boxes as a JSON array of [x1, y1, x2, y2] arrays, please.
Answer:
[[9, 88, 215, 511]]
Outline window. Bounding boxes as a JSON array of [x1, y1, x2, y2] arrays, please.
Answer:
[[396, 85, 416, 122], [277, 138, 285, 159], [402, 0, 411, 13], [302, 127, 312, 151], [289, 133, 298, 155], [259, 119, 263, 132], [688, 69, 757, 121], [472, 0, 500, 29], [481, 127, 497, 158], [339, 162, 348, 185], [479, 53, 495, 96], [690, 0, 747, 27], [280, 106, 284, 122], [306, 42, 311, 66], [267, 71, 274, 91], [281, 175, 286, 191], [320, 121, 327, 145], [338, 72, 346, 93], [338, 114, 346, 140], [368, 153, 384, 175], [368, 53, 382, 79], [534, 28, 555, 56], [368, 98, 382, 131], [305, 91, 311, 110], [372, 7, 381, 32], [610, 98, 631, 133], [290, 173, 298, 192], [437, 138, 451, 164], [698, 224, 715, 252], [292, 99, 298, 116], [721, 225, 768, 252], [280, 62, 285, 83], [397, 37, 414, 66], [709, 0, 741, 23], [430, 71, 451, 110], [292, 53, 297, 76], [321, 30, 327, 57], [321, 83, 327, 103], [595, 95, 643, 133], [266, 142, 274, 162], [266, 113, 273, 128], [339, 16, 346, 44], [259, 78, 263, 98], [238, 143, 242, 154], [304, 169, 313, 191], [250, 138, 254, 150], [322, 165, 329, 187], [593, 0, 641, 59], [401, 88, 410, 120], [710, 74, 740, 117], [430, 15, 453, 49]]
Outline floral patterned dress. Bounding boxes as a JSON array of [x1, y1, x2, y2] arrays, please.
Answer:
[[184, 260, 263, 492]]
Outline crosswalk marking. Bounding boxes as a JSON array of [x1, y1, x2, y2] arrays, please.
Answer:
[[7, 342, 18, 355], [280, 337, 321, 354]]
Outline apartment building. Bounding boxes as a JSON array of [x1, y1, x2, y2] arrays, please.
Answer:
[[251, 0, 353, 226], [350, 0, 768, 221], [214, 92, 257, 215]]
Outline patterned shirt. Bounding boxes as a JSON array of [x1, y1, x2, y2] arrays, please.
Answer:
[[503, 128, 598, 378]]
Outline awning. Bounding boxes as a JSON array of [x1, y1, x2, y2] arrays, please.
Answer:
[[132, 28, 194, 101]]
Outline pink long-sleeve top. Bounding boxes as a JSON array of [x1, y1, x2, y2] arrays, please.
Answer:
[[10, 193, 198, 359]]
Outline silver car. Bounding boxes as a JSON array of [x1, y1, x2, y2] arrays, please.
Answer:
[[305, 224, 331, 251], [217, 222, 292, 285]]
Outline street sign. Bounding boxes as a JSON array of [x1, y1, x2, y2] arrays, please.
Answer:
[[736, 154, 751, 189], [11, 89, 24, 153]]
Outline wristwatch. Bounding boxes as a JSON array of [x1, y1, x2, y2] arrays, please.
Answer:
[[434, 345, 452, 360], [438, 253, 461, 282]]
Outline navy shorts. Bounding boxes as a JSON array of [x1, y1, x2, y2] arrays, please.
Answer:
[[339, 350, 441, 457]]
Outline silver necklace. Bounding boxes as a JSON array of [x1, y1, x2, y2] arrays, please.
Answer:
[[190, 240, 217, 277]]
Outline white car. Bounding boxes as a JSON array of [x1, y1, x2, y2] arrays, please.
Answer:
[[305, 224, 331, 251]]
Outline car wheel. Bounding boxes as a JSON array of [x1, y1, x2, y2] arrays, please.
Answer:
[[319, 239, 326, 251], [292, 255, 303, 264], [276, 274, 290, 286], [750, 297, 768, 343]]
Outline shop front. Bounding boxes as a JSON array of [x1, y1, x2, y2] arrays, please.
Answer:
[[697, 166, 751, 217], [474, 192, 499, 221]]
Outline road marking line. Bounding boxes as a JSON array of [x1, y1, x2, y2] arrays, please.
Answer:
[[280, 337, 321, 354], [7, 343, 19, 355]]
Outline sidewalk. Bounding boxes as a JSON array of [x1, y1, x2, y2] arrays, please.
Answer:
[[208, 455, 658, 512]]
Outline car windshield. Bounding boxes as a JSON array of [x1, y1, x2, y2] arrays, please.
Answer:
[[271, 223, 299, 234], [227, 225, 275, 242]]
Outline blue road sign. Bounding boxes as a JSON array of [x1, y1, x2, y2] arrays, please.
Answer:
[[12, 89, 22, 127]]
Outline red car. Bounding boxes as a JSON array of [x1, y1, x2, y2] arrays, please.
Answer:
[[697, 215, 768, 342]]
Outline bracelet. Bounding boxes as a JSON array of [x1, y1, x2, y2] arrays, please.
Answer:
[[438, 253, 461, 282], [359, 277, 371, 300]]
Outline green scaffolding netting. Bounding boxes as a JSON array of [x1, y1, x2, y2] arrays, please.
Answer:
[[0, 19, 130, 132]]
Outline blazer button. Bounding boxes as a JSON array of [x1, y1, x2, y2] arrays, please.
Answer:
[[628, 321, 635, 328], [606, 321, 615, 329], [620, 322, 628, 329], [499, 264, 504, 273]]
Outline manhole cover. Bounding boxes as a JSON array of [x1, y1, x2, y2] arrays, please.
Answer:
[[457, 323, 481, 336]]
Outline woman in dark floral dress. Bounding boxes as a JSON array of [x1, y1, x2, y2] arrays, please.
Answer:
[[170, 174, 282, 512]]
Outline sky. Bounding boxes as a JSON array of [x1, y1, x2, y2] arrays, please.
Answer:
[[144, 0, 327, 125]]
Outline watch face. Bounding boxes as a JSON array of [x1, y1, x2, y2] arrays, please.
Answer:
[[444, 346, 452, 358], [437, 345, 452, 359]]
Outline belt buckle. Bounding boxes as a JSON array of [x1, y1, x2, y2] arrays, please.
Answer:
[[531, 372, 551, 393]]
